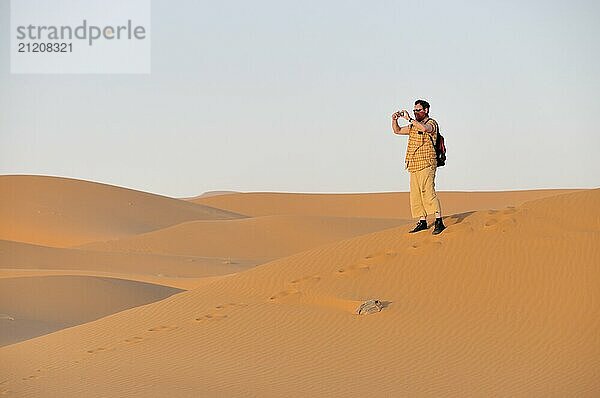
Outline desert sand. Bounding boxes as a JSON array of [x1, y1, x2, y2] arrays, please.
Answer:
[[0, 175, 598, 397]]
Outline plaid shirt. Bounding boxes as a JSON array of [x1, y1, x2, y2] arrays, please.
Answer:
[[405, 117, 438, 172]]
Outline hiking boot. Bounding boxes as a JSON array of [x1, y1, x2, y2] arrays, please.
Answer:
[[432, 218, 446, 235], [409, 220, 428, 233]]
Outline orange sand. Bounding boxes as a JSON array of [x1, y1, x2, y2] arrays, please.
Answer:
[[0, 175, 598, 397]]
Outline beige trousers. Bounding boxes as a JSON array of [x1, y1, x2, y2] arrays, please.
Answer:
[[409, 165, 442, 219]]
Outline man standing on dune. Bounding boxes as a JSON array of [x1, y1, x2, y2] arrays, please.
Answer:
[[392, 99, 446, 235]]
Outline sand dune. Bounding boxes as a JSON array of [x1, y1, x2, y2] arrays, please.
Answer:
[[0, 175, 245, 247], [78, 215, 411, 259], [0, 239, 254, 282], [190, 189, 582, 218], [1, 188, 598, 397], [0, 190, 409, 348], [0, 275, 182, 347]]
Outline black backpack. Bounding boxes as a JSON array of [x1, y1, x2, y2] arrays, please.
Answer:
[[428, 119, 446, 167]]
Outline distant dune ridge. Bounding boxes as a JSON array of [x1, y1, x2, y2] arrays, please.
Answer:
[[77, 215, 412, 259], [182, 190, 240, 200], [190, 189, 583, 218], [0, 175, 598, 397], [0, 175, 246, 247]]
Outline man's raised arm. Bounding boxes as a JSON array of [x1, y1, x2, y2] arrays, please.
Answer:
[[392, 111, 410, 135]]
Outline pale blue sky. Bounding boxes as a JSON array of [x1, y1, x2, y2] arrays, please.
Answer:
[[1, 0, 599, 197]]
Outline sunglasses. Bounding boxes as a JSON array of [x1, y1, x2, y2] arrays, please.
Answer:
[[413, 109, 425, 113]]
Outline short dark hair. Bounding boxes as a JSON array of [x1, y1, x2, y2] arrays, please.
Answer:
[[414, 99, 430, 110]]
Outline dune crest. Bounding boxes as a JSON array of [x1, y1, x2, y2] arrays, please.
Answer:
[[0, 275, 182, 347]]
